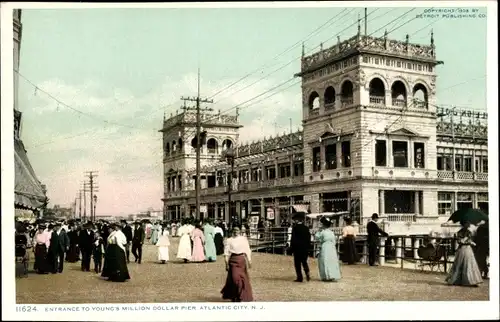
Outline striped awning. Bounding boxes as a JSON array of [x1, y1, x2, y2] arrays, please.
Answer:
[[14, 138, 45, 210]]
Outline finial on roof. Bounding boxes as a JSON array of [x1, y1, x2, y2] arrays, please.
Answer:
[[384, 29, 388, 38], [302, 42, 305, 57], [431, 29, 434, 46], [337, 36, 341, 44], [406, 34, 409, 43], [320, 42, 323, 51], [357, 14, 361, 35]]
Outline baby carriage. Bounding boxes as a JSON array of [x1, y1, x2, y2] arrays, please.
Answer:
[[416, 240, 447, 272], [15, 235, 29, 278]]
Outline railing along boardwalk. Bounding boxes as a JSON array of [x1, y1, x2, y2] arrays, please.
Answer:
[[247, 228, 470, 274]]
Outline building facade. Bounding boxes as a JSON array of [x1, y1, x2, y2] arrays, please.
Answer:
[[13, 9, 47, 215], [161, 31, 488, 234]]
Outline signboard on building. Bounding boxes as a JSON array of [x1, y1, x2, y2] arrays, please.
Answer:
[[266, 207, 275, 220], [200, 205, 207, 213]]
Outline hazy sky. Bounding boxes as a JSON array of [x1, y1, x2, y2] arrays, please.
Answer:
[[17, 6, 488, 216]]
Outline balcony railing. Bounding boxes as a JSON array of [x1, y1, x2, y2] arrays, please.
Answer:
[[392, 98, 407, 107], [369, 95, 385, 105], [341, 97, 353, 107], [385, 214, 416, 222], [309, 108, 320, 117], [413, 100, 428, 109], [324, 103, 335, 111], [437, 170, 488, 181]]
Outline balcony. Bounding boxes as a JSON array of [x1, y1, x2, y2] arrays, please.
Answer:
[[369, 95, 386, 105], [385, 214, 416, 222], [309, 108, 320, 117], [308, 168, 355, 182], [413, 100, 428, 109], [372, 167, 433, 180], [200, 176, 305, 195], [392, 98, 407, 107], [341, 97, 353, 107], [437, 171, 488, 182], [324, 103, 335, 111]]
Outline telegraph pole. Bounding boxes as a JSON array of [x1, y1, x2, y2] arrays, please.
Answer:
[[85, 171, 99, 222], [180, 68, 213, 220], [77, 190, 82, 219]]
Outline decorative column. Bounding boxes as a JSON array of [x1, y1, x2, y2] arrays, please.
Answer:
[[413, 238, 420, 259], [274, 198, 281, 225], [408, 139, 413, 168], [214, 203, 219, 219], [261, 163, 267, 181], [395, 237, 402, 264], [290, 156, 295, 178], [379, 237, 387, 265], [473, 192, 478, 209], [379, 190, 385, 216], [274, 158, 279, 179], [175, 205, 179, 220], [414, 191, 420, 215], [388, 139, 393, 167], [247, 200, 252, 217], [224, 202, 230, 223], [236, 201, 241, 221], [260, 198, 265, 220], [347, 191, 351, 212]]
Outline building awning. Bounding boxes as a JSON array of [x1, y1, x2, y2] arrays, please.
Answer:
[[14, 138, 45, 210]]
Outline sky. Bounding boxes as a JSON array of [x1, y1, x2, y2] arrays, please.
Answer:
[[16, 5, 488, 216]]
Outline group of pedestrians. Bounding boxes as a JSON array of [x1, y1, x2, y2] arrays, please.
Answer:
[[175, 217, 223, 263]]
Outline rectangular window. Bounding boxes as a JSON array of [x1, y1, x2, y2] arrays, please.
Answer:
[[482, 157, 488, 173], [325, 144, 337, 170], [455, 155, 462, 172], [294, 161, 304, 176], [374, 58, 379, 64], [266, 166, 276, 180], [312, 147, 321, 172], [418, 64, 422, 71], [341, 141, 351, 167], [178, 176, 183, 190], [386, 59, 391, 66], [437, 154, 453, 170], [475, 158, 480, 172], [384, 190, 415, 214], [463, 156, 472, 172], [375, 140, 387, 166], [279, 164, 291, 178], [414, 142, 425, 168], [438, 192, 453, 215], [397, 61, 402, 68], [392, 141, 408, 168]]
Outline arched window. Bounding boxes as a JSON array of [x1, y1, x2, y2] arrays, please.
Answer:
[[369, 78, 386, 105], [222, 139, 233, 150], [178, 138, 183, 151], [172, 140, 177, 152], [324, 86, 336, 109], [308, 91, 320, 111], [391, 80, 407, 107], [165, 142, 170, 155], [412, 83, 428, 108], [340, 81, 354, 107], [207, 138, 218, 154]]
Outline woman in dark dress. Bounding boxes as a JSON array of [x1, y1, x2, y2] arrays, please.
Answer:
[[101, 224, 130, 282], [214, 223, 225, 255], [66, 226, 79, 263], [341, 218, 358, 265]]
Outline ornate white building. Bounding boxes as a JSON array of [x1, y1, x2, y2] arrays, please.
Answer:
[[161, 30, 488, 234]]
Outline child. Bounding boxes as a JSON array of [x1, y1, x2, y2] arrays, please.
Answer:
[[93, 232, 105, 273], [156, 226, 170, 264]]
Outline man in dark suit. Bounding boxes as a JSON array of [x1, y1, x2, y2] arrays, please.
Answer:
[[290, 212, 311, 282], [48, 223, 70, 273], [78, 222, 94, 271], [367, 213, 389, 266], [121, 220, 133, 263], [132, 221, 145, 264]]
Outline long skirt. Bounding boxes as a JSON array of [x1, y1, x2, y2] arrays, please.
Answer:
[[176, 235, 192, 260], [446, 245, 483, 286], [66, 244, 79, 263], [221, 254, 253, 302], [318, 241, 342, 281], [34, 244, 49, 274], [342, 235, 358, 265], [101, 244, 130, 282], [214, 234, 224, 256], [191, 237, 205, 262], [158, 246, 169, 262]]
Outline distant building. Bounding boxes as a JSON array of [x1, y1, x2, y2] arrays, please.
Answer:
[[13, 9, 47, 217], [161, 27, 488, 235]]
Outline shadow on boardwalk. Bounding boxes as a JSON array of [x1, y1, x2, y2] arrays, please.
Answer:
[[16, 238, 489, 303]]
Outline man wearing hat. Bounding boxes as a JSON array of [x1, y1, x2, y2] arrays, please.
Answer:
[[121, 220, 133, 263], [48, 222, 70, 273], [79, 222, 95, 271], [290, 212, 311, 282], [132, 221, 145, 264], [367, 213, 389, 266]]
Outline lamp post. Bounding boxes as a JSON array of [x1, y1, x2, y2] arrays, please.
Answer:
[[93, 194, 97, 222], [222, 147, 237, 225]]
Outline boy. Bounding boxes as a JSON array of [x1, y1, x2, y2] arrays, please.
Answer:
[[92, 232, 105, 273]]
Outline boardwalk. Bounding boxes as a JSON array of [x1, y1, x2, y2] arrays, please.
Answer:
[[16, 238, 489, 303]]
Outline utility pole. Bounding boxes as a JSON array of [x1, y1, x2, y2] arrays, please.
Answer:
[[85, 171, 99, 222], [180, 68, 213, 220], [77, 190, 82, 219], [364, 7, 368, 35]]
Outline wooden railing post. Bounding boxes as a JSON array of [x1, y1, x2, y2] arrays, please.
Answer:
[[362, 241, 368, 264], [395, 237, 402, 264], [413, 238, 420, 259], [379, 237, 387, 265]]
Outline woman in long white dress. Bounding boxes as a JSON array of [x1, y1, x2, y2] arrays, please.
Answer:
[[156, 226, 170, 264], [176, 221, 192, 262]]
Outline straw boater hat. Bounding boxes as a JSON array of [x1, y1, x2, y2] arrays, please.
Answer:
[[320, 216, 332, 228]]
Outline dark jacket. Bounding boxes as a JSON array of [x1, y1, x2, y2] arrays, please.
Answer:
[[132, 226, 145, 244], [367, 221, 388, 244], [290, 223, 311, 254], [123, 225, 133, 243], [49, 229, 70, 253], [78, 229, 95, 251]]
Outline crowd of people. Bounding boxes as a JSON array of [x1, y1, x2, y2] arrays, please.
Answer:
[[14, 211, 490, 302]]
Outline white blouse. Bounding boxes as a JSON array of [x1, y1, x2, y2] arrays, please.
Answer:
[[107, 230, 127, 251], [224, 236, 252, 262], [342, 225, 357, 237], [214, 226, 224, 237]]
